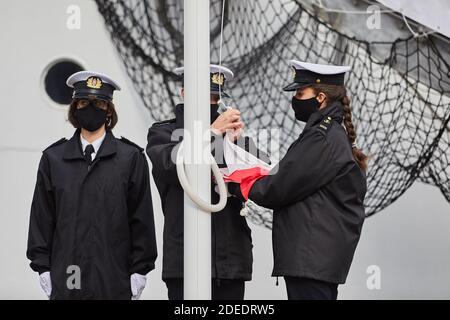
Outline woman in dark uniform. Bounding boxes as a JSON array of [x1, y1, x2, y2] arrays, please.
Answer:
[[230, 60, 368, 300], [27, 71, 157, 300]]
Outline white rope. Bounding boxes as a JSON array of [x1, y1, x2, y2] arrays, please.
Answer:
[[217, 0, 231, 113], [401, 12, 436, 38], [174, 0, 229, 213], [216, 0, 249, 216], [217, 0, 226, 103], [313, 0, 437, 38], [176, 140, 228, 212], [314, 0, 396, 15]]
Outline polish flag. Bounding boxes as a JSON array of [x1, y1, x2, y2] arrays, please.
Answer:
[[221, 135, 275, 201]]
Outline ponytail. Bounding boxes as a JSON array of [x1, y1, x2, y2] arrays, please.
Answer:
[[341, 95, 369, 173], [309, 84, 369, 173]]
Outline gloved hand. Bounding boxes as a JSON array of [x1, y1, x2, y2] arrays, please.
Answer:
[[39, 271, 52, 299], [130, 273, 147, 300]]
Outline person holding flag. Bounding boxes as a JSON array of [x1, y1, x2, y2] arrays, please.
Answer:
[[228, 60, 368, 300], [146, 64, 270, 300]]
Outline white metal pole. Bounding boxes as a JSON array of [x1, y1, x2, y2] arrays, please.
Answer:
[[183, 0, 211, 299]]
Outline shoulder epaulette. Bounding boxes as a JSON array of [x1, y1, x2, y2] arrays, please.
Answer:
[[317, 116, 333, 134], [44, 138, 67, 151], [120, 136, 144, 152]]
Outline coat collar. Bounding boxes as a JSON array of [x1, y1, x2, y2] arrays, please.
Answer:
[[175, 103, 220, 128], [304, 100, 344, 131], [63, 129, 117, 160]]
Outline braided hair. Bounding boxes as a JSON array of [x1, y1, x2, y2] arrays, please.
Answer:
[[309, 84, 369, 172]]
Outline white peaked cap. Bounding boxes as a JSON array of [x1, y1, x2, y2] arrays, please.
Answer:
[[66, 70, 121, 90], [289, 60, 351, 74], [173, 64, 234, 80]]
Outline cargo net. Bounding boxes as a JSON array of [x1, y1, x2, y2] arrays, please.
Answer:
[[96, 0, 450, 228]]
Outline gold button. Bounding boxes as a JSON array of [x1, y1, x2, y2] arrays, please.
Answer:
[[316, 79, 321, 83]]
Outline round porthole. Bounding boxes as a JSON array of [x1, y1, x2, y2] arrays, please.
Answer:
[[42, 59, 84, 106]]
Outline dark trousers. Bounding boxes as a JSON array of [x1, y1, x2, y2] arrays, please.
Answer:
[[284, 277, 338, 300], [165, 278, 245, 300]]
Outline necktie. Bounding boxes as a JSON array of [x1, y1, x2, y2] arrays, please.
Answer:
[[84, 144, 95, 165]]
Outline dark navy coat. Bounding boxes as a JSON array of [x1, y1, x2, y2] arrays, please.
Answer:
[[27, 129, 157, 299], [238, 101, 366, 284]]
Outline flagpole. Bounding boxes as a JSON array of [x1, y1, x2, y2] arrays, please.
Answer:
[[183, 0, 211, 299]]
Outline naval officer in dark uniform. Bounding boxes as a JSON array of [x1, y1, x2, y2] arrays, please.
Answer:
[[146, 64, 270, 300], [229, 60, 368, 300], [27, 71, 157, 300]]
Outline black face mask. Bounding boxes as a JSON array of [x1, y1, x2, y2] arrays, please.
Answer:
[[211, 104, 220, 123], [75, 102, 108, 132], [291, 96, 321, 122]]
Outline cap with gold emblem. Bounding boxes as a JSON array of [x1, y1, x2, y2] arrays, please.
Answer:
[[283, 60, 351, 91], [66, 71, 121, 102], [173, 64, 234, 98]]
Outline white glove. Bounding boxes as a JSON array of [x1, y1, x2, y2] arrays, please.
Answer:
[[130, 273, 146, 300], [39, 271, 52, 299]]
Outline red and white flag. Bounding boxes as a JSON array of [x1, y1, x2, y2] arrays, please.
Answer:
[[221, 135, 275, 201]]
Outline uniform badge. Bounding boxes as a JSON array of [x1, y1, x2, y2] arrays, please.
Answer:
[[291, 67, 296, 80], [319, 116, 332, 131], [211, 73, 225, 86], [86, 76, 103, 89]]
